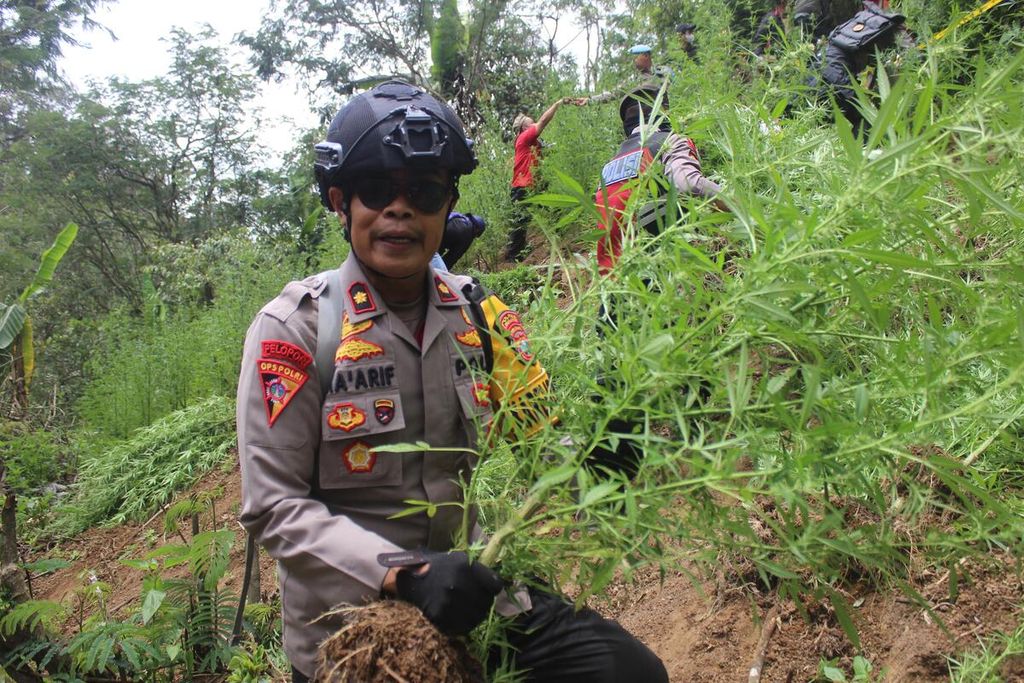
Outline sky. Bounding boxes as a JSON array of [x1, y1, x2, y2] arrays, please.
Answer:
[[60, 0, 319, 163], [58, 0, 599, 165]]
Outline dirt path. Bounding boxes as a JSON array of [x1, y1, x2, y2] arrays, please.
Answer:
[[27, 462, 1024, 682]]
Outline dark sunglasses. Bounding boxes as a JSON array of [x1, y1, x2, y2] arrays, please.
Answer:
[[351, 175, 453, 214]]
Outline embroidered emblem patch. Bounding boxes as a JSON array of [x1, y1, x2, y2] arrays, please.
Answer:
[[261, 340, 312, 369], [456, 328, 482, 348], [341, 311, 373, 339], [472, 382, 491, 408], [374, 398, 395, 424], [327, 403, 366, 432], [498, 309, 534, 362], [435, 276, 459, 303], [335, 337, 384, 363], [348, 282, 377, 314], [342, 441, 376, 473], [258, 359, 309, 426], [460, 309, 473, 325]]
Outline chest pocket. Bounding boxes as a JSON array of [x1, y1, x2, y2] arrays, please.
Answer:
[[318, 385, 407, 489], [450, 347, 493, 429]]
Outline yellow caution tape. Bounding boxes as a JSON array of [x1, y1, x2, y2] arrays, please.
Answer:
[[932, 0, 1009, 42]]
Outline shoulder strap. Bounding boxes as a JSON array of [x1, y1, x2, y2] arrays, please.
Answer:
[[460, 280, 494, 374], [315, 267, 344, 397]]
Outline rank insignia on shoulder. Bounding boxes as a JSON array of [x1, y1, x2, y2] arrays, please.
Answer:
[[341, 311, 373, 340], [258, 359, 309, 426], [261, 340, 312, 370], [456, 328, 482, 348], [336, 337, 385, 363], [435, 276, 459, 303], [498, 309, 534, 362], [342, 441, 376, 473], [348, 282, 377, 314], [327, 402, 366, 432], [374, 398, 395, 424]]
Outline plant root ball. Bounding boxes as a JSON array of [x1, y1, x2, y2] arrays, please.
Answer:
[[314, 600, 483, 683]]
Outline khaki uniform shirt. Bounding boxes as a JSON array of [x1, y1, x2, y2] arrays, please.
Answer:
[[237, 253, 550, 676]]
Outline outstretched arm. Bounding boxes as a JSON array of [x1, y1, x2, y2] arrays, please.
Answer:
[[533, 98, 563, 135]]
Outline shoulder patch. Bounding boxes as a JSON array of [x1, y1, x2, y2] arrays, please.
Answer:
[[258, 359, 308, 426], [261, 340, 312, 370], [348, 282, 377, 315], [435, 276, 459, 303]]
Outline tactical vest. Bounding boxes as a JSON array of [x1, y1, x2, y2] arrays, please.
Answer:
[[594, 130, 675, 274]]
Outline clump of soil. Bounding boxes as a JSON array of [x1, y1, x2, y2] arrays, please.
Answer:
[[314, 601, 482, 683]]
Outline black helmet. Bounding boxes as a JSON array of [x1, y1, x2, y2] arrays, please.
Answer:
[[314, 80, 477, 208], [619, 85, 669, 132]]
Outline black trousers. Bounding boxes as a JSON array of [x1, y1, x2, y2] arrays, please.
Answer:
[[505, 185, 531, 261], [292, 588, 667, 683]]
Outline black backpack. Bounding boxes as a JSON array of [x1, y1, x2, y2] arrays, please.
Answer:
[[828, 3, 905, 57]]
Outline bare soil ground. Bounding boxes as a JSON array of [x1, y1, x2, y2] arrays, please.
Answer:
[[28, 460, 1024, 682]]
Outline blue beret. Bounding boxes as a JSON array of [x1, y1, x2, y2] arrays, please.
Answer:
[[629, 44, 653, 54]]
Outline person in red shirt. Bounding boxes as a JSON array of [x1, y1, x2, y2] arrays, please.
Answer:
[[505, 97, 569, 261]]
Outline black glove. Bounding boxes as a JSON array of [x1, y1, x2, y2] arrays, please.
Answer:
[[394, 550, 503, 635]]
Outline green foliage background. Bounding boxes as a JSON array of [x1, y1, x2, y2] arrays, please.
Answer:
[[2, 0, 1023, 681]]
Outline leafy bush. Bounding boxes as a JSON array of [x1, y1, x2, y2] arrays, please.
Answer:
[[466, 37, 1024, 640], [0, 422, 69, 492], [75, 231, 307, 439], [51, 395, 236, 537]]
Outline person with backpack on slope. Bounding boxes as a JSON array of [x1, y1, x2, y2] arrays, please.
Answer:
[[595, 86, 729, 277], [236, 79, 668, 683], [805, 0, 910, 133], [588, 85, 729, 479]]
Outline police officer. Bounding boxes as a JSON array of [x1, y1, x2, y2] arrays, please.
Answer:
[[676, 22, 700, 63], [595, 86, 727, 276], [236, 80, 668, 683], [589, 86, 727, 477], [580, 45, 674, 106]]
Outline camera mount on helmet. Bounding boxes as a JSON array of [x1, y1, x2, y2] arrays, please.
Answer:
[[314, 80, 477, 212]]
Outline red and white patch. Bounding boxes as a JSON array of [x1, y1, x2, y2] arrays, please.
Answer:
[[258, 359, 308, 426], [472, 382, 491, 408], [498, 309, 534, 362], [342, 441, 376, 473], [335, 337, 384, 363], [261, 340, 312, 370], [326, 403, 366, 432]]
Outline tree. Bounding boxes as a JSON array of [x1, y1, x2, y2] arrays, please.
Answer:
[[240, 0, 584, 127], [0, 223, 77, 683], [0, 27, 261, 313], [0, 0, 106, 151]]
